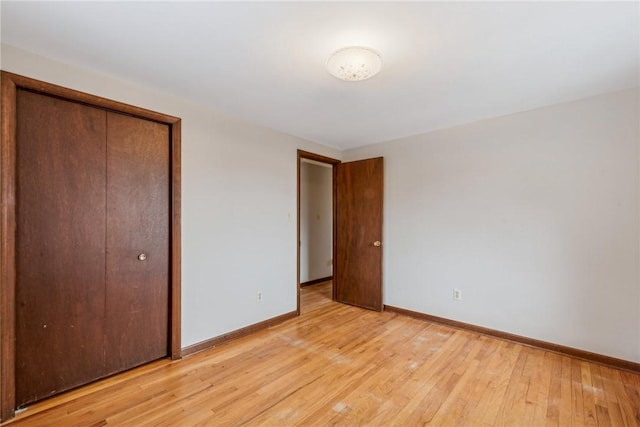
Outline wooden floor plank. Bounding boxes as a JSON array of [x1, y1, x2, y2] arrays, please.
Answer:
[[582, 361, 600, 425], [3, 282, 639, 426], [544, 351, 563, 425]]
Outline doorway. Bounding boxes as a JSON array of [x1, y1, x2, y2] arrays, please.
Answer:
[[296, 150, 384, 314], [300, 159, 333, 282], [297, 150, 340, 313]]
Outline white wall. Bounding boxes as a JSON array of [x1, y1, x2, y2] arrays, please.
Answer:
[[1, 44, 342, 348], [345, 89, 640, 363], [300, 162, 333, 282]]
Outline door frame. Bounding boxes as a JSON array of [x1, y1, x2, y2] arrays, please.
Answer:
[[0, 71, 182, 420], [296, 150, 340, 314]]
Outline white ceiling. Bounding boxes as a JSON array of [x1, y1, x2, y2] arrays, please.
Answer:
[[1, 1, 638, 150]]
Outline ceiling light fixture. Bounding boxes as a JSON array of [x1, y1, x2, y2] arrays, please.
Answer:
[[327, 46, 383, 82]]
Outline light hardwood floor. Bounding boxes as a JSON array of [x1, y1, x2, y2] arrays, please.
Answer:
[[3, 281, 639, 426]]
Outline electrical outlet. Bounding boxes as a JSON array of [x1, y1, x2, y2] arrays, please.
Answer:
[[257, 292, 263, 301], [453, 289, 462, 301]]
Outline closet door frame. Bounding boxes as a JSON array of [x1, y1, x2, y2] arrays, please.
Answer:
[[0, 71, 182, 421]]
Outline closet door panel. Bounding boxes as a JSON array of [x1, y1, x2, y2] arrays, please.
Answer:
[[15, 90, 107, 406], [105, 112, 169, 374]]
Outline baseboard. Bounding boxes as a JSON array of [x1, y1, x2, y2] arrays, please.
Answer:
[[384, 305, 640, 373], [300, 276, 333, 287], [180, 310, 298, 358]]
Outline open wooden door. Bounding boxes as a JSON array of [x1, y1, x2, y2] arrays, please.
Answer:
[[335, 157, 383, 311]]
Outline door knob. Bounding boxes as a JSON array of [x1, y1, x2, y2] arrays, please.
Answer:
[[138, 253, 147, 261], [373, 241, 382, 247]]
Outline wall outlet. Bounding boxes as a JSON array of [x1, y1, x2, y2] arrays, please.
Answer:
[[453, 289, 462, 301], [257, 292, 263, 301]]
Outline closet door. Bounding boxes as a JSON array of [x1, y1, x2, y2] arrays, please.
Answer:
[[14, 91, 170, 407], [15, 90, 107, 406], [104, 112, 169, 374]]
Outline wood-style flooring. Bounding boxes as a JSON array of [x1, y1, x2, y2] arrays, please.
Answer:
[[3, 281, 639, 426]]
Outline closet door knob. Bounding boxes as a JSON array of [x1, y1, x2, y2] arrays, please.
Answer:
[[373, 241, 382, 247], [138, 253, 147, 261]]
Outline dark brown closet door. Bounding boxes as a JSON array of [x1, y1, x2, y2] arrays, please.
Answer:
[[104, 112, 169, 375], [15, 90, 107, 406]]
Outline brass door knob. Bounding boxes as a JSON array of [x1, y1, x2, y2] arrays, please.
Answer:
[[373, 241, 382, 247], [138, 253, 147, 261]]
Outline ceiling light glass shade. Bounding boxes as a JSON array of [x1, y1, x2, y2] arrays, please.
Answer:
[[327, 46, 383, 82]]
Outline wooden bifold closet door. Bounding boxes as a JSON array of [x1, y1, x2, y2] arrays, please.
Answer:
[[15, 89, 169, 407]]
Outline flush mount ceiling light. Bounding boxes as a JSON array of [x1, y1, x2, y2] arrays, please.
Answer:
[[327, 46, 383, 82]]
